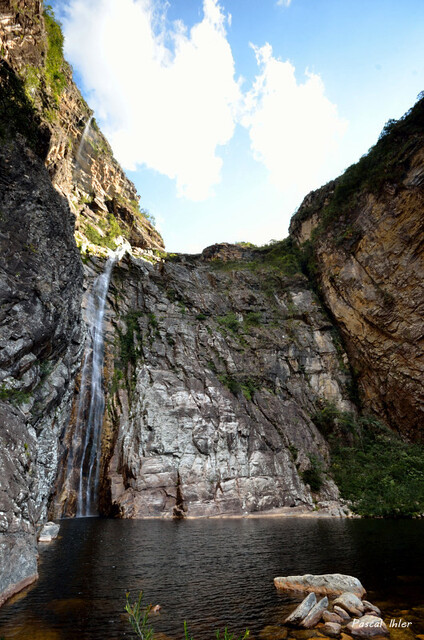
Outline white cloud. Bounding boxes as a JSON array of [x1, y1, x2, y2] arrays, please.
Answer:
[[241, 43, 347, 197], [62, 0, 240, 200], [276, 0, 292, 7]]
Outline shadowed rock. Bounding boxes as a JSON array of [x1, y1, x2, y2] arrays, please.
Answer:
[[323, 611, 344, 624], [284, 592, 317, 626], [362, 601, 381, 616], [346, 615, 388, 637], [300, 596, 328, 628], [333, 605, 351, 621], [333, 592, 365, 616], [323, 622, 342, 637]]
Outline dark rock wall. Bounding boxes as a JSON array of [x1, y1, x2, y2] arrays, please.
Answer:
[[0, 138, 83, 603]]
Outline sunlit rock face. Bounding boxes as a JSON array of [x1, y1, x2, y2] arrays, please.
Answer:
[[0, 0, 164, 253], [103, 246, 354, 518], [290, 102, 424, 441]]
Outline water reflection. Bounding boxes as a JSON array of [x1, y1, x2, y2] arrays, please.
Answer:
[[0, 518, 423, 639]]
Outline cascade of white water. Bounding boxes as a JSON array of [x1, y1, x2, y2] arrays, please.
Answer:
[[70, 244, 127, 517], [75, 114, 93, 166]]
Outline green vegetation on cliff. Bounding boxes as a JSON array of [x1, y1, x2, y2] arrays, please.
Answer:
[[312, 405, 424, 517], [291, 92, 424, 248]]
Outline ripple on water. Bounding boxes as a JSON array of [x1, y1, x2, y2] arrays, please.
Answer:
[[0, 517, 423, 640]]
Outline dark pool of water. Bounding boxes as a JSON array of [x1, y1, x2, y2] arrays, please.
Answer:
[[1, 517, 424, 639]]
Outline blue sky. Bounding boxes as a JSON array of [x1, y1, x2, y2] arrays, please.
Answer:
[[53, 0, 424, 253]]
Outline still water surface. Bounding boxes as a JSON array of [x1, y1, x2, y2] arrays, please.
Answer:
[[1, 517, 424, 639]]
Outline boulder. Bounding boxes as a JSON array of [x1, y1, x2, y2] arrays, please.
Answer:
[[346, 615, 388, 637], [362, 601, 381, 616], [274, 574, 366, 598], [38, 522, 60, 543], [333, 592, 365, 616], [301, 597, 329, 628], [284, 592, 317, 626], [333, 606, 351, 621], [323, 622, 342, 637], [323, 611, 344, 624]]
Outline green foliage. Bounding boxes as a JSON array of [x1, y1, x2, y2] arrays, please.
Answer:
[[217, 312, 240, 333], [218, 374, 241, 396], [195, 313, 207, 321], [316, 405, 424, 517], [244, 311, 262, 327], [125, 592, 154, 640], [43, 5, 67, 103], [125, 592, 249, 640], [240, 378, 257, 401], [84, 213, 127, 249], [312, 402, 358, 440], [301, 455, 324, 492], [117, 311, 144, 369], [0, 385, 31, 406]]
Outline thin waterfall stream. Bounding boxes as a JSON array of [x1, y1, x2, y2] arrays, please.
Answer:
[[75, 114, 93, 166], [66, 245, 126, 517]]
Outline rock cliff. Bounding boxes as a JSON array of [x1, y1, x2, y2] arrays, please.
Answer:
[[1, 0, 423, 611], [0, 0, 162, 604], [59, 243, 354, 519], [290, 97, 424, 440], [0, 0, 164, 253]]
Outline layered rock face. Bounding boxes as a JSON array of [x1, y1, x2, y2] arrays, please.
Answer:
[[0, 0, 163, 252], [0, 138, 83, 603], [0, 0, 162, 603], [290, 100, 424, 439], [101, 246, 354, 518]]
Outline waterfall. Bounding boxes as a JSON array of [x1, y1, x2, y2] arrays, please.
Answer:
[[69, 244, 126, 517], [75, 114, 93, 166]]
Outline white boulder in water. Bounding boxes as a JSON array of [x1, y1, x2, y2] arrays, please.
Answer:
[[274, 573, 366, 597], [38, 522, 60, 542]]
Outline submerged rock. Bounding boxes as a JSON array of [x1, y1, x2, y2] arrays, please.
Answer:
[[284, 593, 317, 626], [301, 596, 329, 628], [274, 574, 365, 598], [323, 622, 342, 637], [346, 615, 388, 637], [323, 611, 344, 624], [333, 606, 351, 621]]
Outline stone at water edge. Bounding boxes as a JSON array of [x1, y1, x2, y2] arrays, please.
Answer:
[[323, 622, 342, 637], [346, 615, 389, 637], [301, 596, 329, 628], [333, 592, 365, 616], [284, 592, 317, 626], [362, 601, 381, 616], [38, 522, 60, 542], [323, 611, 344, 624], [333, 606, 351, 621], [274, 574, 366, 598]]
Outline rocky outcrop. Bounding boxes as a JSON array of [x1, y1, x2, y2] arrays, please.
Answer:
[[274, 574, 366, 598], [81, 245, 357, 519], [290, 97, 424, 440], [0, 0, 164, 252], [0, 137, 83, 602]]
